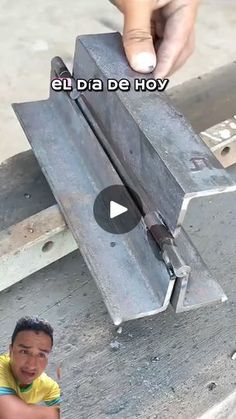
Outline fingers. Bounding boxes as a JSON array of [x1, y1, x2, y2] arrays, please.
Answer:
[[153, 9, 165, 39], [56, 365, 62, 381], [167, 30, 195, 76], [122, 0, 157, 73], [113, 0, 199, 77], [153, 2, 199, 78]]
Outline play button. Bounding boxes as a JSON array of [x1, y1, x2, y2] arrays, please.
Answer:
[[110, 201, 128, 219], [93, 185, 142, 234]]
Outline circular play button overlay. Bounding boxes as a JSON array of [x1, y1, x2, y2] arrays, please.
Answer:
[[93, 185, 142, 234]]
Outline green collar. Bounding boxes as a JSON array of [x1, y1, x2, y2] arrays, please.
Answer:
[[18, 382, 33, 393]]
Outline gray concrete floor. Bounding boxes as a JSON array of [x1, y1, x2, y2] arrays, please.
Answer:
[[1, 1, 236, 418]]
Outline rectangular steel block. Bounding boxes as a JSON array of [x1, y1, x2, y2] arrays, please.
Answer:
[[73, 33, 236, 234]]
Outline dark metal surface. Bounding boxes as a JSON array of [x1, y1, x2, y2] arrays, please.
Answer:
[[73, 33, 236, 235], [13, 87, 174, 325], [144, 212, 191, 278], [144, 211, 227, 312], [52, 56, 80, 100]]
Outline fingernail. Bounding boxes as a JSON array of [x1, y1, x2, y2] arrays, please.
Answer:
[[131, 52, 156, 73]]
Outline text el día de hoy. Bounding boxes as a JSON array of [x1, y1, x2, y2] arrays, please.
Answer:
[[51, 77, 169, 92]]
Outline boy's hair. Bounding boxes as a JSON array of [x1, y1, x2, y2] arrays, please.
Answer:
[[11, 316, 54, 346]]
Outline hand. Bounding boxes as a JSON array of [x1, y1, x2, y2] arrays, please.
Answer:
[[112, 0, 200, 78], [0, 395, 60, 419], [46, 406, 60, 419]]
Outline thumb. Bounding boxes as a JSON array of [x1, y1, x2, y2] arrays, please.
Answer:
[[122, 1, 156, 73]]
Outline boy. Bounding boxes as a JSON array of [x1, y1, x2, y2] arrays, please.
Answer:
[[0, 316, 61, 419]]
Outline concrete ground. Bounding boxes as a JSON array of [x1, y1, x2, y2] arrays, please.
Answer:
[[0, 0, 236, 418]]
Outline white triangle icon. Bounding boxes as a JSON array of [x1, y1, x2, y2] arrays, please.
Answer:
[[110, 201, 128, 219]]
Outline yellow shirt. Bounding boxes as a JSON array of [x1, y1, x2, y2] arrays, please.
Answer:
[[0, 353, 61, 406]]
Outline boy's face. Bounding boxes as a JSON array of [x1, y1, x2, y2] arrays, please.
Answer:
[[9, 330, 52, 386]]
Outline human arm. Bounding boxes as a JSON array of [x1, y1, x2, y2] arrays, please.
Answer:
[[111, 0, 200, 77], [0, 395, 59, 419]]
